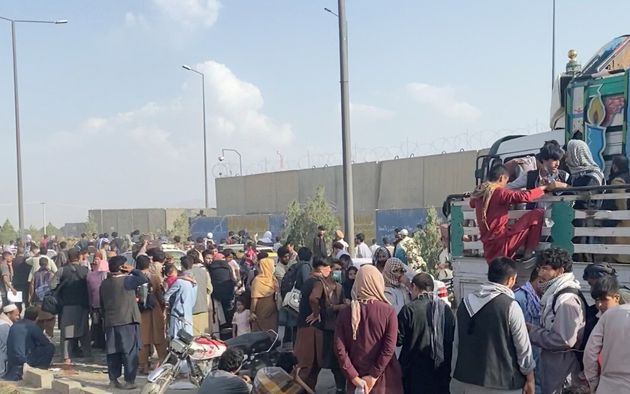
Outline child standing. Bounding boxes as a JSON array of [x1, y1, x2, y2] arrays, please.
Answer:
[[232, 299, 251, 337]]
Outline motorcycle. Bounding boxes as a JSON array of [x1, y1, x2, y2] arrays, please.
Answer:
[[141, 328, 227, 394], [224, 329, 281, 378]]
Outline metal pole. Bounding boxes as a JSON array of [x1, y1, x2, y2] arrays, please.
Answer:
[[201, 73, 209, 209], [11, 21, 25, 240], [42, 202, 46, 235], [552, 0, 556, 87], [236, 151, 242, 176], [338, 0, 355, 257]]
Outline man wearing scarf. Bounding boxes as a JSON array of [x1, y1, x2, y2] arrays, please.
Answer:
[[451, 257, 535, 394], [471, 164, 559, 264], [527, 248, 585, 394], [398, 273, 455, 394]]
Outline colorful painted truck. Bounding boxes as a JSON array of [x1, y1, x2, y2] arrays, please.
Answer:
[[449, 36, 630, 300]]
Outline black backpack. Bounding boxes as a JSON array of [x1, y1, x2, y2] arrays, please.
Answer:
[[280, 261, 310, 298], [551, 287, 594, 370]]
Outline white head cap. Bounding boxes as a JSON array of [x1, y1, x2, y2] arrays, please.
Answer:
[[3, 304, 17, 314]]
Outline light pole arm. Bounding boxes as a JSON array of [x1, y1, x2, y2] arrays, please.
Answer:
[[221, 148, 243, 176]]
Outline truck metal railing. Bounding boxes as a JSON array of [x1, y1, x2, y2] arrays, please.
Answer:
[[448, 184, 630, 263]]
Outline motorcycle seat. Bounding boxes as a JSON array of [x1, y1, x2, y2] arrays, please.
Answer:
[[225, 331, 279, 355]]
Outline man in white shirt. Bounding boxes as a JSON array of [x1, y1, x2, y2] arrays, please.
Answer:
[[369, 238, 380, 255], [26, 246, 57, 284], [354, 233, 372, 259], [333, 230, 349, 251], [0, 304, 20, 377]]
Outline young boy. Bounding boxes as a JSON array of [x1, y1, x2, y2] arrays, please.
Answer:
[[470, 164, 562, 263], [584, 276, 630, 393], [232, 299, 251, 338]]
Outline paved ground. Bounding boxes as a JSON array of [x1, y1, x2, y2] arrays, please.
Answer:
[[28, 326, 337, 394], [38, 352, 336, 393]]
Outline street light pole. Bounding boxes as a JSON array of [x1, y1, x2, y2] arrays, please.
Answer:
[[220, 148, 243, 176], [337, 0, 355, 257], [41, 202, 46, 235], [0, 16, 67, 239], [10, 20, 25, 240], [552, 0, 556, 87], [182, 65, 209, 209]]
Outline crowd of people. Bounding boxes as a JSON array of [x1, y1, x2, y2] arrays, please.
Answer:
[[464, 137, 630, 394], [0, 136, 626, 394]]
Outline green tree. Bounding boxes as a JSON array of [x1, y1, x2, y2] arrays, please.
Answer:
[[26, 225, 42, 241], [0, 220, 18, 245], [44, 222, 63, 239], [414, 207, 444, 274], [168, 213, 191, 240], [283, 187, 340, 249]]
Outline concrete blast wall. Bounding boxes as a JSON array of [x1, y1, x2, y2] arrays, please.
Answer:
[[89, 208, 215, 236], [216, 150, 478, 216]]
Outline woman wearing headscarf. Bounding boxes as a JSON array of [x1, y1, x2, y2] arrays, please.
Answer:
[[342, 266, 357, 302], [334, 265, 403, 394], [565, 139, 606, 262], [250, 257, 278, 332], [382, 258, 411, 315], [566, 139, 605, 188], [372, 247, 390, 273], [257, 231, 274, 247]]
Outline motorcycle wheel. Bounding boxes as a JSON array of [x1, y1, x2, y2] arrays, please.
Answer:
[[141, 373, 174, 394]]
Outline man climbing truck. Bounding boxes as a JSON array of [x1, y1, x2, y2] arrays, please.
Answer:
[[448, 35, 630, 300]]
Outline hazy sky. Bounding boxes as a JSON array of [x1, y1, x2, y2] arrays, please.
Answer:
[[1, 0, 630, 227]]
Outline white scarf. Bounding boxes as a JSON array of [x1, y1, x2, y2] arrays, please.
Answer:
[[464, 282, 515, 317], [539, 272, 581, 328]]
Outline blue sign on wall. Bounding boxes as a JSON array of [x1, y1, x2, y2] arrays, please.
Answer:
[[375, 208, 428, 243], [269, 214, 286, 240], [190, 216, 229, 242]]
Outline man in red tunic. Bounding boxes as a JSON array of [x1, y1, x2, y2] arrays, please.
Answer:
[[470, 164, 563, 264]]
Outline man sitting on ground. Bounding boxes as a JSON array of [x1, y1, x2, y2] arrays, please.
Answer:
[[199, 347, 251, 393], [4, 306, 55, 380]]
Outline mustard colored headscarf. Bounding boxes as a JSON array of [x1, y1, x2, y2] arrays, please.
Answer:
[[251, 258, 277, 298]]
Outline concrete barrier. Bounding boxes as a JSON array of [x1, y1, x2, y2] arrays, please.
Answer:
[[23, 367, 54, 389], [80, 387, 110, 394], [51, 379, 83, 394]]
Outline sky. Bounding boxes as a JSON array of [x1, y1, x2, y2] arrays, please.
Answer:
[[1, 0, 630, 228]]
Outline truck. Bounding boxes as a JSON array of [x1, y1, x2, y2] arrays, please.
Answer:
[[449, 35, 630, 301]]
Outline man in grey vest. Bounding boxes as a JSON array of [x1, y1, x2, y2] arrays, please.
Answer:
[[451, 257, 535, 394], [100, 256, 148, 390]]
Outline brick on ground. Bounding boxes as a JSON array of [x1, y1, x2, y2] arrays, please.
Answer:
[[23, 367, 54, 389], [80, 387, 111, 394], [51, 379, 83, 394]]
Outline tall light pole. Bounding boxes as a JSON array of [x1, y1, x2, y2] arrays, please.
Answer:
[[552, 0, 556, 87], [41, 202, 46, 235], [0, 16, 67, 239], [326, 1, 355, 257], [182, 65, 209, 209], [219, 148, 243, 176]]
